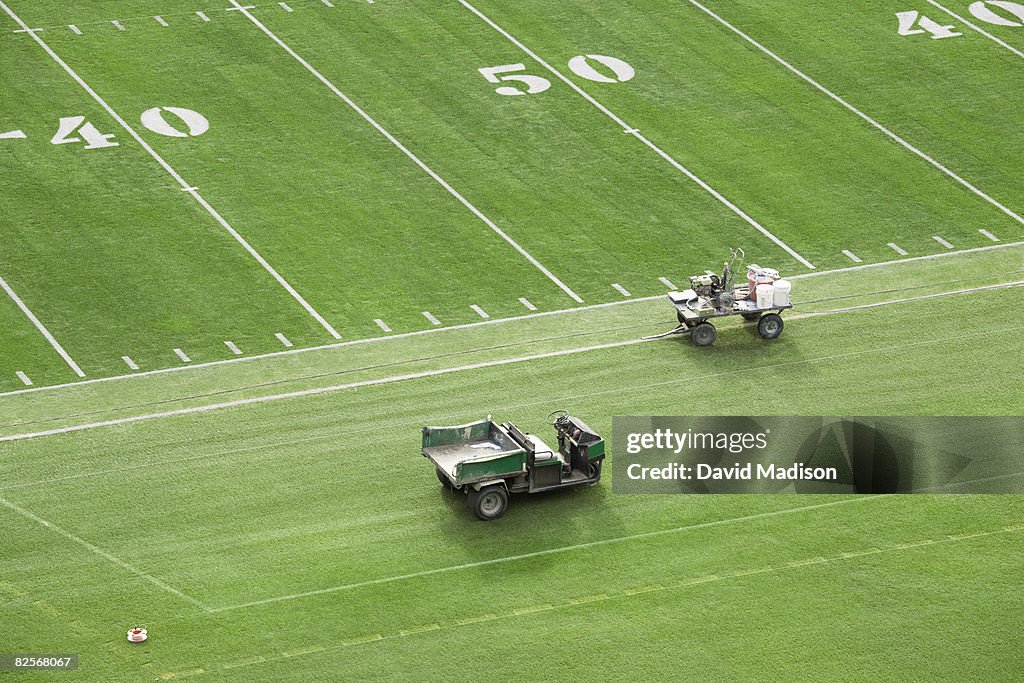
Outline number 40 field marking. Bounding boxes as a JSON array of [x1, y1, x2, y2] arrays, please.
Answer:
[[898, 1, 1024, 40]]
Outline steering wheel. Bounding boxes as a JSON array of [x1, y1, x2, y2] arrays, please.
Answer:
[[547, 409, 569, 425]]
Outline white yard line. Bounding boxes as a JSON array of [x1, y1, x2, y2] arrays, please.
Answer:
[[122, 356, 139, 370], [470, 304, 489, 319], [980, 229, 1000, 242], [0, 273, 85, 377], [321, 0, 334, 6], [612, 283, 632, 297], [154, 15, 168, 27], [0, 496, 211, 612], [842, 249, 862, 263], [518, 297, 537, 311], [1, 239, 1022, 400], [275, 332, 293, 348], [226, 0, 582, 303], [2, 280, 1022, 443], [933, 235, 955, 249], [0, 1, 342, 340], [196, 11, 211, 22], [210, 496, 879, 612], [278, 2, 293, 12], [684, 0, 1024, 228], [111, 20, 125, 31], [68, 24, 81, 34], [457, 0, 815, 271], [887, 243, 908, 256], [374, 319, 392, 333], [422, 311, 441, 326], [16, 372, 32, 386], [173, 348, 192, 363], [224, 341, 243, 356], [659, 277, 677, 290], [925, 0, 1024, 61]]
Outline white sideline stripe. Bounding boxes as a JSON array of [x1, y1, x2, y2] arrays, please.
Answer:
[[16, 372, 31, 386], [422, 311, 441, 326], [196, 11, 211, 22], [210, 497, 879, 612], [225, 341, 243, 356], [122, 356, 139, 371], [173, 348, 191, 363], [4, 281, 1023, 443], [0, 496, 210, 611], [0, 273, 85, 377], [374, 319, 392, 333], [685, 0, 1024, 228], [933, 235, 954, 249], [842, 249, 862, 263], [887, 243, 908, 256], [226, 0, 582, 303], [279, 2, 293, 12], [154, 15, 168, 27], [2, 240, 1023, 400], [457, 0, 815, 271], [0, 2, 342, 341], [518, 297, 537, 311], [659, 277, 677, 290], [68, 24, 81, 35], [111, 20, 125, 31], [612, 283, 631, 297], [980, 229, 999, 242], [926, 0, 1024, 61], [275, 333, 294, 347], [470, 304, 489, 319]]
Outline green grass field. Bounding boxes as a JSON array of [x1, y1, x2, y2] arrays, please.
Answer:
[[1, 1, 1023, 680]]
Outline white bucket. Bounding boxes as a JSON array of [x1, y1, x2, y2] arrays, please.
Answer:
[[773, 279, 792, 307], [756, 283, 774, 309]]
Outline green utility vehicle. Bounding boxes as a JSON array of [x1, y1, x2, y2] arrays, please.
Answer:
[[421, 411, 605, 520]]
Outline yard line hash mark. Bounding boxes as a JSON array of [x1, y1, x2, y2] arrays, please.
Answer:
[[16, 372, 31, 386], [154, 16, 168, 27], [925, 0, 1024, 61], [0, 0, 343, 340], [279, 2, 293, 12], [612, 283, 631, 297], [321, 0, 334, 6], [980, 229, 1000, 242], [888, 243, 908, 256], [422, 311, 441, 326], [518, 297, 537, 311], [659, 277, 677, 290], [226, 0, 583, 303], [374, 319, 392, 333], [275, 333, 293, 348], [197, 11, 211, 22], [122, 356, 139, 370], [933, 235, 954, 249], [0, 273, 84, 377], [111, 20, 125, 31], [224, 341, 243, 355], [685, 0, 1024, 228], [0, 496, 211, 612], [173, 348, 192, 363], [842, 249, 862, 263], [458, 0, 815, 271], [68, 24, 81, 35], [470, 304, 489, 319]]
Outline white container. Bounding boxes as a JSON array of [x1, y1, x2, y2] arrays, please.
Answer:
[[756, 283, 774, 309], [773, 279, 792, 307]]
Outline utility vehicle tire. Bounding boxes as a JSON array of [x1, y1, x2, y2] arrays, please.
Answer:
[[436, 467, 454, 490], [758, 313, 784, 340], [691, 322, 717, 347], [741, 312, 760, 322], [469, 485, 508, 521]]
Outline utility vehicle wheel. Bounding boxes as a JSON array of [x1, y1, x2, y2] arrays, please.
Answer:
[[469, 485, 508, 521], [436, 466, 454, 490], [758, 313, 784, 340], [741, 312, 760, 322], [691, 322, 717, 347]]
